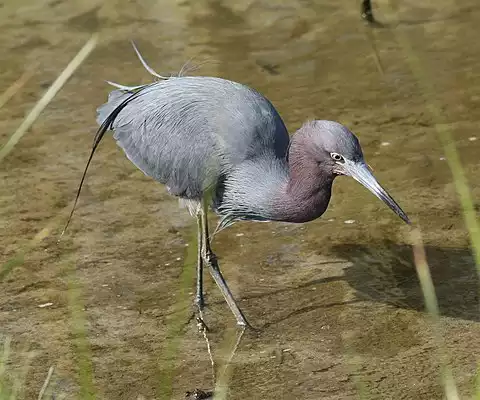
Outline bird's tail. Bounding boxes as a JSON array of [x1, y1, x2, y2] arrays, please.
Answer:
[[61, 42, 163, 237], [60, 87, 148, 238], [95, 89, 133, 126], [60, 41, 202, 238]]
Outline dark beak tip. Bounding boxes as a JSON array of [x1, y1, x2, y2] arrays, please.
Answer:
[[349, 163, 411, 226], [399, 212, 411, 225]]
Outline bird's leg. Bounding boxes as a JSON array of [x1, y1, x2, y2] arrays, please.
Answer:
[[361, 0, 375, 23], [195, 212, 205, 310], [200, 202, 251, 328]]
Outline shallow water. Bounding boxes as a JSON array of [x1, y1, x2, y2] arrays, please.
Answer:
[[1, 0, 479, 399]]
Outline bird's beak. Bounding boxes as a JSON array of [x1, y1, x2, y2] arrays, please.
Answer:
[[342, 160, 411, 224]]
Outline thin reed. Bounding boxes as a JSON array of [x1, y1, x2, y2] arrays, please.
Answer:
[[384, 1, 480, 397], [0, 33, 98, 163]]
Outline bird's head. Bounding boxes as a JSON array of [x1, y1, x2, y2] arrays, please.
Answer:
[[305, 120, 410, 225]]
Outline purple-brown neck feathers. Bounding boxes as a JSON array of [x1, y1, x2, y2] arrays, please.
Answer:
[[273, 128, 335, 223], [217, 122, 339, 225]]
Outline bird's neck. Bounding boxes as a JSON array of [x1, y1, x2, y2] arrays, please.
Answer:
[[218, 129, 334, 224], [274, 134, 334, 223]]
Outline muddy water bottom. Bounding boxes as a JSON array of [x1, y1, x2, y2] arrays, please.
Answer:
[[1, 0, 480, 399]]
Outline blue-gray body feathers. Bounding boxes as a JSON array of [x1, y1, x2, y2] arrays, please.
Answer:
[[96, 77, 291, 224]]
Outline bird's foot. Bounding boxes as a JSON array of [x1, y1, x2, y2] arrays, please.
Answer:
[[361, 0, 375, 24], [238, 319, 258, 332], [194, 294, 206, 310]]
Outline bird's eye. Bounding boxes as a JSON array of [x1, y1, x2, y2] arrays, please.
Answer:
[[330, 153, 344, 162]]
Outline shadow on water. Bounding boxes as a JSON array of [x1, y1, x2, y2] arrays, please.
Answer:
[[247, 240, 478, 328], [329, 240, 479, 322], [359, 4, 480, 33]]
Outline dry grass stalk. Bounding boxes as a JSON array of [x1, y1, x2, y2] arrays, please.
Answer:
[[37, 366, 54, 400], [0, 66, 37, 111], [0, 33, 99, 163], [411, 228, 460, 400]]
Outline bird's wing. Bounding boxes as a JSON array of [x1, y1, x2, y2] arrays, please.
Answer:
[[97, 77, 291, 198], [61, 44, 290, 236], [95, 79, 227, 200]]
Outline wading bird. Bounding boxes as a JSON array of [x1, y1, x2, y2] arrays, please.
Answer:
[[64, 43, 410, 328]]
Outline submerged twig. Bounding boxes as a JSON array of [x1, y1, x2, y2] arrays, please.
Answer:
[[363, 25, 385, 76], [37, 366, 54, 400]]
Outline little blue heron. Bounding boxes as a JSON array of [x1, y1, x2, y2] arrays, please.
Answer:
[[65, 42, 410, 328]]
